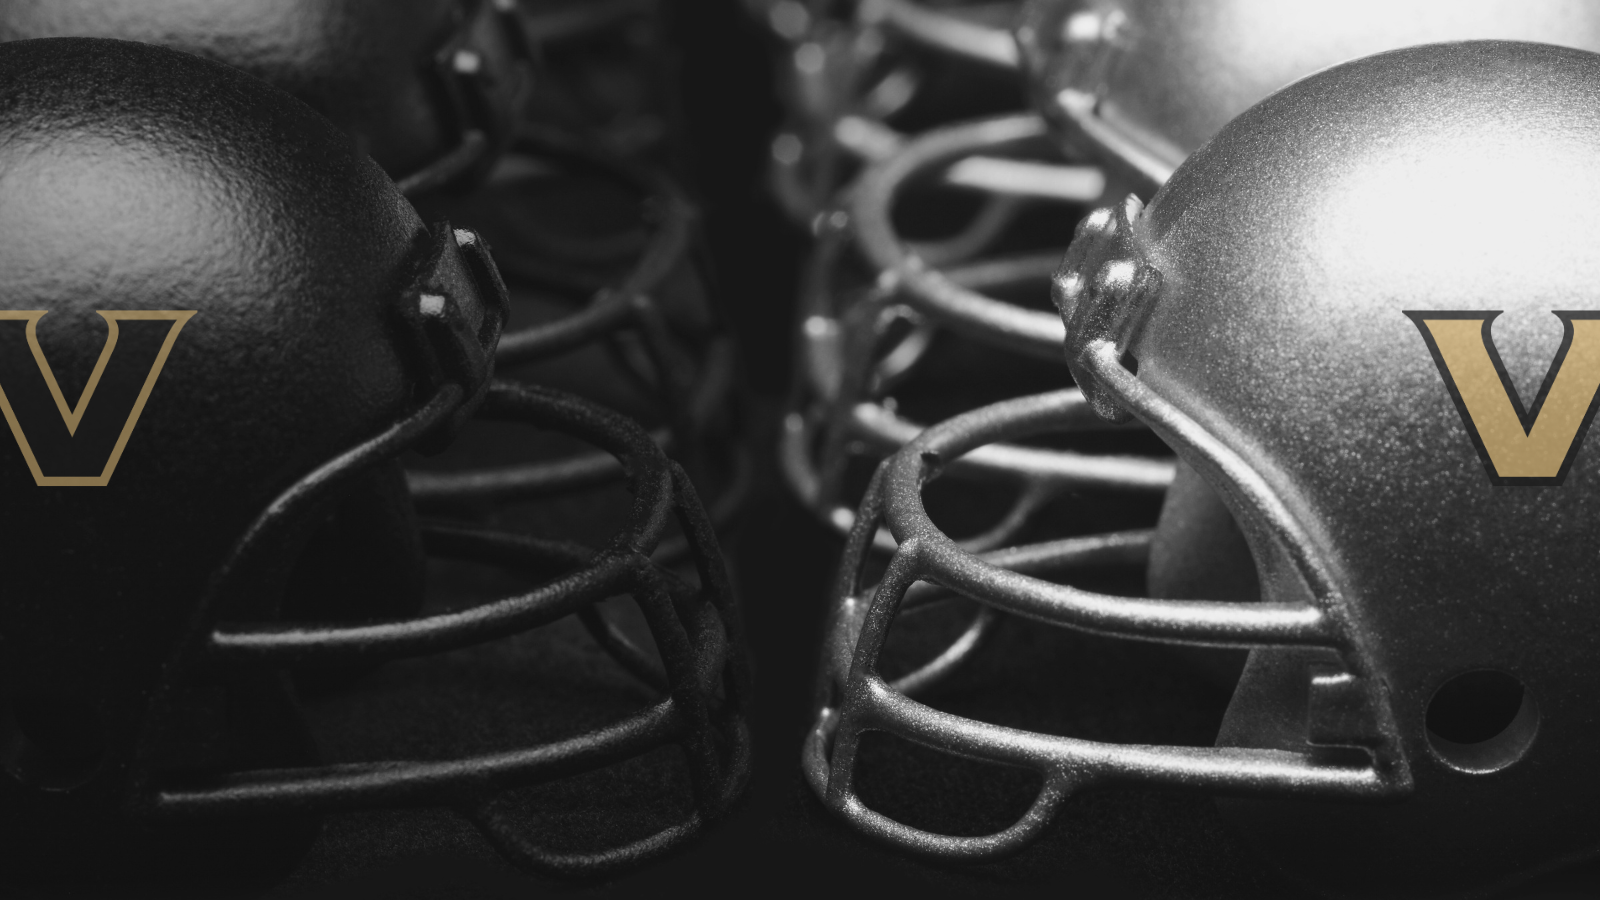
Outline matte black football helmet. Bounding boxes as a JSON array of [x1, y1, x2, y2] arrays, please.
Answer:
[[0, 0, 747, 542], [0, 37, 745, 881], [810, 39, 1600, 899]]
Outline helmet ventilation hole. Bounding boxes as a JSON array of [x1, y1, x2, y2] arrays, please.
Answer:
[[1425, 670, 1538, 774]]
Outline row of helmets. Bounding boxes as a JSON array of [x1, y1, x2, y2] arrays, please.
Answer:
[[754, 1, 1600, 897], [6, 0, 1600, 896], [0, 0, 748, 887]]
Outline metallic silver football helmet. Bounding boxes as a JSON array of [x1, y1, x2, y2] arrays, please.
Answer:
[[808, 39, 1600, 897], [787, 0, 1600, 697], [1017, 0, 1600, 612], [1016, 0, 1600, 197]]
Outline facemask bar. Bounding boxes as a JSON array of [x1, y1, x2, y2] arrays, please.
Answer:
[[1016, 2, 1175, 198], [804, 388, 1408, 859], [784, 113, 1148, 548], [395, 0, 530, 196], [398, 223, 509, 446], [783, 110, 1164, 702], [804, 202, 1413, 862], [872, 0, 1021, 69], [759, 0, 1022, 225], [403, 132, 748, 558], [125, 229, 748, 875]]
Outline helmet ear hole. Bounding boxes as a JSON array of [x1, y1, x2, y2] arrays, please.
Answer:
[[1425, 670, 1538, 774], [0, 694, 107, 791]]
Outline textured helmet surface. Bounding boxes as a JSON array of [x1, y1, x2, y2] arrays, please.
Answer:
[[1015, 0, 1600, 193], [0, 35, 433, 872], [0, 37, 747, 884], [1071, 40, 1600, 896], [0, 0, 528, 188]]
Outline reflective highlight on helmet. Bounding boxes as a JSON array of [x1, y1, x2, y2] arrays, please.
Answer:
[[808, 38, 1600, 897]]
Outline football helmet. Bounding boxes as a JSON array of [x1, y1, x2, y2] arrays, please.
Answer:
[[0, 37, 746, 881], [808, 39, 1600, 897], [1016, 0, 1600, 197], [0, 0, 747, 543], [0, 0, 530, 195], [787, 0, 1600, 700]]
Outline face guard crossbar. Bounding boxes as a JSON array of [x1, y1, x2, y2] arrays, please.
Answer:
[[782, 113, 1166, 699], [127, 378, 748, 876], [759, 0, 1025, 225], [783, 114, 1161, 551], [117, 219, 748, 876], [804, 383, 1411, 859], [805, 186, 1421, 859], [406, 131, 747, 554]]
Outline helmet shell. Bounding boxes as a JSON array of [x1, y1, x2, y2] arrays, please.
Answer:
[[0, 36, 425, 876], [1016, 0, 1600, 193], [1125, 40, 1600, 896]]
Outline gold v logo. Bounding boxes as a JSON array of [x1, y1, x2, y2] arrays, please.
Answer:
[[0, 310, 195, 486], [1409, 311, 1600, 486]]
